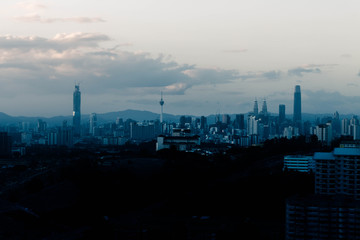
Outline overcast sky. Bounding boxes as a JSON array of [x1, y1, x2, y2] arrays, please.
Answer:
[[0, 0, 360, 117]]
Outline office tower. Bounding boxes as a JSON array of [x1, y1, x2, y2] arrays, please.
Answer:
[[293, 85, 302, 131], [200, 116, 208, 130], [89, 113, 97, 135], [261, 99, 268, 115], [279, 104, 285, 124], [235, 114, 245, 129], [73, 85, 81, 137], [222, 114, 230, 124], [253, 99, 258, 116], [159, 92, 164, 123]]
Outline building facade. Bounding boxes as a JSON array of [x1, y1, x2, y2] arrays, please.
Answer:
[[73, 85, 81, 137], [283, 155, 314, 173], [293, 85, 302, 132]]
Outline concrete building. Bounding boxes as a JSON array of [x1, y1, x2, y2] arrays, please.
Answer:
[[130, 122, 155, 141], [314, 148, 360, 199], [283, 155, 314, 173], [247, 115, 259, 135], [286, 147, 360, 239], [315, 123, 333, 145], [286, 195, 360, 240], [156, 135, 200, 151], [341, 118, 350, 136]]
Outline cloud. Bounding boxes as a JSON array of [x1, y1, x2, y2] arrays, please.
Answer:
[[14, 14, 105, 23], [340, 54, 352, 58], [347, 83, 358, 87], [16, 2, 47, 10], [0, 33, 241, 97], [302, 90, 360, 114], [0, 32, 110, 51], [288, 67, 321, 77], [239, 70, 282, 80], [183, 68, 239, 85], [262, 70, 282, 80], [302, 64, 338, 68], [223, 49, 248, 53]]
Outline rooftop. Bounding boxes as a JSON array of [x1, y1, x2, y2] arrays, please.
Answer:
[[313, 152, 335, 160], [333, 147, 360, 156]]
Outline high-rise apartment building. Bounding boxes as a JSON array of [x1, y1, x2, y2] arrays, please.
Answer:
[[293, 85, 302, 131], [341, 118, 350, 136], [286, 195, 360, 240], [73, 85, 81, 137], [286, 147, 360, 239], [313, 148, 360, 198], [247, 115, 259, 135]]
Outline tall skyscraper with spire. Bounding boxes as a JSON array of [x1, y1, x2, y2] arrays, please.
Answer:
[[293, 85, 302, 131], [159, 92, 164, 123], [73, 84, 81, 137], [261, 98, 268, 116]]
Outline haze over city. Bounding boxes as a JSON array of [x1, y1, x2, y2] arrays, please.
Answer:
[[1, 0, 360, 117]]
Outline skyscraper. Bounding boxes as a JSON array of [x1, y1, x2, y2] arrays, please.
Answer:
[[279, 104, 285, 124], [261, 98, 268, 116], [159, 92, 164, 123], [73, 85, 81, 137], [253, 98, 259, 116], [235, 114, 245, 130], [89, 113, 97, 135], [293, 85, 302, 131]]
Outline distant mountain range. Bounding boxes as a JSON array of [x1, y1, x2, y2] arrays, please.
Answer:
[[0, 109, 357, 126], [0, 109, 180, 126]]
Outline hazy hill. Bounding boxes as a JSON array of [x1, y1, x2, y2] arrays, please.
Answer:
[[0, 109, 357, 127], [0, 109, 180, 126]]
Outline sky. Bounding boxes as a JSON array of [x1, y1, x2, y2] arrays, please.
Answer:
[[1, 0, 360, 117]]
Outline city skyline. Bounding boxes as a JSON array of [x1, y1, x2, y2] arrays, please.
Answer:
[[0, 1, 360, 116]]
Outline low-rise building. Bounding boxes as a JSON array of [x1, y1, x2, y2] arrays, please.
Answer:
[[156, 135, 200, 151], [283, 155, 314, 173]]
